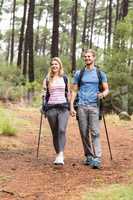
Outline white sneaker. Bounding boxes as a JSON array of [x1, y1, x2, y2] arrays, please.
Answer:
[[53, 152, 64, 165]]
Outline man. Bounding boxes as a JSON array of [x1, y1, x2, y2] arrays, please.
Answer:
[[70, 49, 109, 169]]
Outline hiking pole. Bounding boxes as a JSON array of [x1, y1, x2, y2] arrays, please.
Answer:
[[102, 113, 113, 160], [82, 136, 95, 158], [37, 111, 43, 158], [89, 130, 96, 156], [36, 96, 44, 159]]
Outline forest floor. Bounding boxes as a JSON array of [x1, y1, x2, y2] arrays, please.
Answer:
[[0, 103, 133, 200]]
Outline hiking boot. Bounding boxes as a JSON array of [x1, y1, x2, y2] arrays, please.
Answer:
[[53, 152, 64, 165], [90, 157, 101, 169], [84, 155, 94, 165]]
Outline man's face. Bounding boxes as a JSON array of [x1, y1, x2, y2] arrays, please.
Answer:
[[84, 52, 95, 65]]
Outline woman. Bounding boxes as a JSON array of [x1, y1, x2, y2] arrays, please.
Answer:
[[43, 57, 70, 165]]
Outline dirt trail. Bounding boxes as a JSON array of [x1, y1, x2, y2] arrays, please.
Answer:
[[0, 105, 133, 200]]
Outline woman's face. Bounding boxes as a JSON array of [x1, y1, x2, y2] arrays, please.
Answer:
[[51, 60, 60, 74]]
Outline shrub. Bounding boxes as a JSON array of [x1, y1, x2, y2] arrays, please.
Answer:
[[0, 109, 16, 136], [0, 63, 25, 102], [0, 120, 16, 136]]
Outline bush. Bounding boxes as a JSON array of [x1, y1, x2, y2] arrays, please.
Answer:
[[0, 109, 16, 136], [0, 63, 25, 101], [0, 120, 16, 136], [0, 63, 25, 86]]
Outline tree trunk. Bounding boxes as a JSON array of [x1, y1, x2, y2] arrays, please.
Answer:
[[17, 0, 27, 68], [23, 0, 35, 82], [82, 1, 89, 52], [51, 0, 59, 57], [119, 0, 128, 19], [128, 23, 133, 75], [6, 37, 11, 62], [90, 0, 97, 48], [42, 15, 48, 56], [35, 0, 43, 53], [0, 0, 4, 14], [86, 2, 92, 48], [10, 0, 16, 64], [71, 0, 78, 73], [108, 0, 113, 48], [115, 0, 120, 25], [113, 0, 120, 48], [104, 2, 108, 50], [27, 0, 35, 82], [23, 30, 28, 78], [5, 15, 12, 62], [22, 0, 35, 102]]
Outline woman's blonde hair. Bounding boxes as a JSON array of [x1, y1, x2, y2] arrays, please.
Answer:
[[47, 57, 64, 81]]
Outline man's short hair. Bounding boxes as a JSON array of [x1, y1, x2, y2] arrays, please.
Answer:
[[83, 49, 96, 57]]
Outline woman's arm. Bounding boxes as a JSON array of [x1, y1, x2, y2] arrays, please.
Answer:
[[70, 84, 78, 116]]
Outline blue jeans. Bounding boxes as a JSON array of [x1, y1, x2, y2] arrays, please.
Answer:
[[77, 105, 101, 158]]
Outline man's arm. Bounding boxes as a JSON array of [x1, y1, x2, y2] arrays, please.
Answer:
[[97, 82, 109, 99]]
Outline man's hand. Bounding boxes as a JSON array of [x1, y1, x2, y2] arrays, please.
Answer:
[[70, 84, 78, 117], [97, 92, 104, 99], [70, 106, 76, 117]]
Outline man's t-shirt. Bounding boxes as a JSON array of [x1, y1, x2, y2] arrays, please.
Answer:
[[73, 66, 107, 106]]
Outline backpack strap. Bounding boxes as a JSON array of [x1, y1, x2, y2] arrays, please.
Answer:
[[96, 66, 103, 92], [45, 77, 50, 103], [63, 75, 69, 101], [78, 67, 85, 88], [95, 66, 104, 120], [73, 68, 85, 111]]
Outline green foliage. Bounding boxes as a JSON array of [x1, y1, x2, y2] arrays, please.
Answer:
[[23, 81, 42, 106], [76, 57, 84, 69], [60, 55, 72, 73], [59, 32, 71, 56], [25, 81, 41, 91], [0, 63, 25, 86], [1, 121, 16, 136], [103, 11, 133, 114], [84, 184, 133, 200], [0, 109, 16, 136], [105, 11, 133, 70], [116, 11, 133, 41], [108, 71, 132, 89], [0, 63, 25, 101], [34, 56, 50, 82]]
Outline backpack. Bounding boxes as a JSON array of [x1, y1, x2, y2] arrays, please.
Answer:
[[42, 75, 69, 113], [74, 66, 104, 120]]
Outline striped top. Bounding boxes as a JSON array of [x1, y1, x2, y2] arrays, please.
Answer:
[[48, 77, 67, 104]]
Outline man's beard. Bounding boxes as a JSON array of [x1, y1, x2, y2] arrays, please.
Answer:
[[85, 60, 93, 66]]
